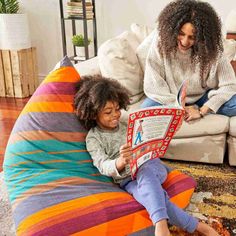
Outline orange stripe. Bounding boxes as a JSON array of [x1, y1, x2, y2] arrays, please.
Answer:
[[162, 170, 185, 188], [9, 170, 27, 180], [8, 170, 53, 195], [42, 67, 80, 84], [77, 160, 92, 164], [17, 192, 131, 235], [9, 160, 70, 168], [29, 94, 73, 103], [6, 150, 43, 159], [169, 188, 194, 209], [8, 131, 87, 145], [21, 102, 73, 114], [71, 210, 152, 236], [20, 196, 135, 235], [48, 149, 86, 154]]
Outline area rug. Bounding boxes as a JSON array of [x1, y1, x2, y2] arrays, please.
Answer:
[[0, 172, 15, 236], [164, 160, 236, 236], [0, 161, 235, 236]]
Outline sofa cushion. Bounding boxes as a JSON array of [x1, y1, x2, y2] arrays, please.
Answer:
[[136, 29, 156, 72], [223, 38, 236, 61], [225, 10, 236, 33], [130, 23, 153, 44], [229, 116, 236, 136], [98, 31, 144, 104], [3, 56, 197, 235], [175, 114, 229, 138], [74, 56, 101, 76]]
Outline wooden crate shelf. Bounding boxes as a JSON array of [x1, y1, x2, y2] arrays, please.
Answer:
[[0, 47, 38, 98]]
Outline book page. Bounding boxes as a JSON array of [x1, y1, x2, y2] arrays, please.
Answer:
[[127, 107, 184, 179], [126, 80, 187, 179]]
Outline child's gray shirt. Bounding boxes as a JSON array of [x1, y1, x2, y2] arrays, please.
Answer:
[[86, 123, 130, 183]]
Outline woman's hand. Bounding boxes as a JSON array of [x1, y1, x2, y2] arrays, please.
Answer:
[[199, 105, 211, 115], [116, 144, 133, 172], [184, 105, 201, 122], [185, 105, 211, 121]]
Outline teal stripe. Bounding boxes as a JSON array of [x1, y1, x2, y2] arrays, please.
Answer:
[[6, 139, 87, 155], [4, 168, 112, 202], [5, 140, 89, 164], [4, 151, 92, 169], [4, 138, 113, 203]]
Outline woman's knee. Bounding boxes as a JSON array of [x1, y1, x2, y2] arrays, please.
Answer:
[[217, 94, 236, 117], [141, 97, 162, 108]]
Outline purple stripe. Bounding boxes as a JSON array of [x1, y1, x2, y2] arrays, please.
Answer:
[[11, 112, 86, 133], [14, 182, 123, 226], [165, 177, 196, 198], [32, 201, 144, 236], [34, 82, 76, 96]]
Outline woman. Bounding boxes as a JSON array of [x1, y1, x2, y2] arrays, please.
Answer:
[[142, 0, 236, 121]]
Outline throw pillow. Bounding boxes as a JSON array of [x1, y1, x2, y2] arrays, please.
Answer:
[[136, 29, 156, 72], [130, 23, 154, 44], [225, 10, 236, 33], [98, 31, 144, 104]]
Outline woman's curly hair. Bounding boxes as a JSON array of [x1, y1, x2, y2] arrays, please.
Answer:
[[74, 75, 131, 130], [157, 0, 223, 84]]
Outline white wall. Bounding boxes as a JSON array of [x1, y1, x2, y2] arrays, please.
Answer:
[[18, 0, 236, 80]]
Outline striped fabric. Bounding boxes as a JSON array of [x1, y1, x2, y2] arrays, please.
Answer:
[[3, 56, 196, 236]]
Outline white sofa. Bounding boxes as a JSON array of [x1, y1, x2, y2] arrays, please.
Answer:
[[75, 24, 236, 166]]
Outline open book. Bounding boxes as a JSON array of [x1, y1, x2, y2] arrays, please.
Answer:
[[126, 81, 188, 179]]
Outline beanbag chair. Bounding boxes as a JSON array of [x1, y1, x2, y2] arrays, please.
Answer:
[[3, 56, 196, 236]]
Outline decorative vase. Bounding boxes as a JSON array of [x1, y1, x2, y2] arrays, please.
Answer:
[[0, 13, 31, 50]]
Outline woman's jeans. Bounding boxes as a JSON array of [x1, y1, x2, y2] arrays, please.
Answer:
[[141, 92, 236, 117]]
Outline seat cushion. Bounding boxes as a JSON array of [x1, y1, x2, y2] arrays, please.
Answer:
[[229, 116, 236, 136], [175, 114, 229, 138], [228, 116, 236, 166], [3, 56, 196, 236]]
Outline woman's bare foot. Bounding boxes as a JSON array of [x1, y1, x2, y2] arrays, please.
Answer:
[[196, 221, 220, 236], [155, 219, 170, 236]]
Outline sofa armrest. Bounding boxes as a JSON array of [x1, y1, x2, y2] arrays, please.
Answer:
[[74, 56, 101, 76]]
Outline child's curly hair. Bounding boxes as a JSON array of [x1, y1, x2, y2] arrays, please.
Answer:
[[157, 0, 223, 85], [74, 75, 131, 130]]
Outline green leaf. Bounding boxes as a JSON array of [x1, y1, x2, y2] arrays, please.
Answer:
[[0, 0, 19, 14]]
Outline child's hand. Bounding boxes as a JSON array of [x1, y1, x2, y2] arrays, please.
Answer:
[[116, 144, 132, 172]]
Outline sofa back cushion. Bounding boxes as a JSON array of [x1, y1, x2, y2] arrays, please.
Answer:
[[98, 31, 144, 104]]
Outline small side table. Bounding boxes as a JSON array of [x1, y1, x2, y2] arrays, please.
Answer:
[[226, 32, 236, 73]]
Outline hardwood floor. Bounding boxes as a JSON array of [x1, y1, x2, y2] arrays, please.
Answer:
[[0, 97, 30, 172]]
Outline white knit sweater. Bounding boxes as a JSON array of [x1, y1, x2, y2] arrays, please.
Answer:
[[144, 32, 236, 112]]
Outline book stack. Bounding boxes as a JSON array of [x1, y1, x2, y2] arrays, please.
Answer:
[[67, 0, 94, 19]]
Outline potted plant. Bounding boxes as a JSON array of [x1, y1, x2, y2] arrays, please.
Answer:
[[0, 0, 19, 13], [0, 0, 31, 50], [72, 34, 92, 58]]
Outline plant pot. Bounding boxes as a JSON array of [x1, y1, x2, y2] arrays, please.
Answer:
[[0, 13, 31, 50], [75, 46, 85, 58], [75, 45, 93, 60]]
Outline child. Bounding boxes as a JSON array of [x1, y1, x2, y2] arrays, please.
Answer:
[[74, 75, 219, 236]]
